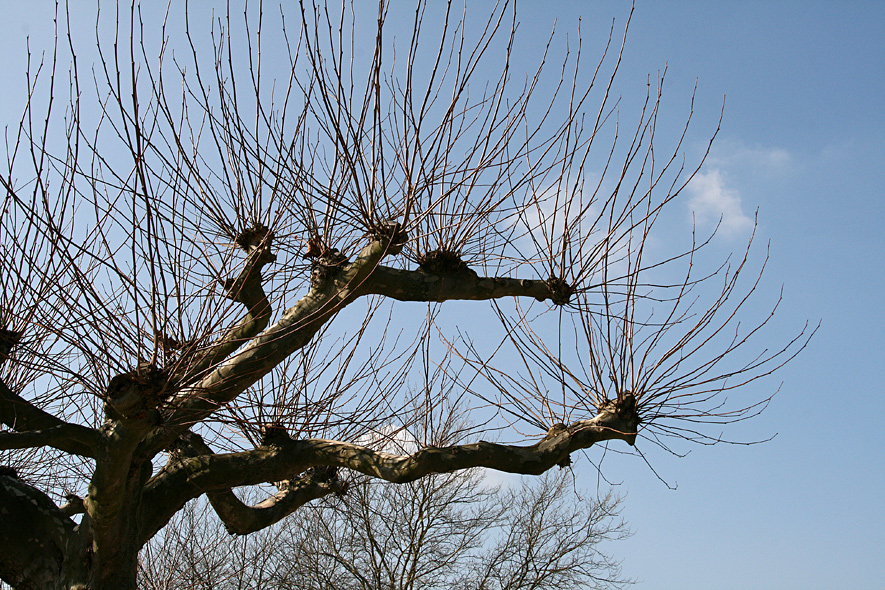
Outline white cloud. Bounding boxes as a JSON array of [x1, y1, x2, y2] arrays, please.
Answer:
[[686, 168, 755, 237], [707, 141, 794, 175]]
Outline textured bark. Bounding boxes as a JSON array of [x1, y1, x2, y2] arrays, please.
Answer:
[[0, 475, 85, 590], [207, 477, 345, 535], [157, 431, 347, 536], [357, 265, 556, 303]]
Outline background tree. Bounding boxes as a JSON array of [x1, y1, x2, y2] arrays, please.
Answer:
[[138, 423, 630, 590], [0, 1, 810, 589]]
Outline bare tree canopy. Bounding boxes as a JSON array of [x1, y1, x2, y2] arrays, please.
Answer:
[[0, 1, 811, 588]]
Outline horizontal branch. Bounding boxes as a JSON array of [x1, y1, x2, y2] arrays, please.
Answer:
[[357, 265, 556, 303], [0, 380, 101, 458], [0, 424, 102, 458], [137, 432, 340, 541], [141, 398, 638, 537], [298, 404, 637, 483]]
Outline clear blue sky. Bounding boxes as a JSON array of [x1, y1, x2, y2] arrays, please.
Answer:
[[514, 2, 883, 588], [2, 1, 882, 588]]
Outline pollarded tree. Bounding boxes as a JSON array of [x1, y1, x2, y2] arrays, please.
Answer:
[[0, 1, 810, 589]]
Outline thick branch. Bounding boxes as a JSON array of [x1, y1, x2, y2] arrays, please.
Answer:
[[84, 421, 153, 538], [0, 424, 102, 458], [136, 430, 336, 541], [139, 238, 393, 458], [300, 407, 637, 483], [140, 402, 637, 539], [0, 474, 80, 589], [0, 380, 100, 457], [178, 235, 275, 385], [357, 265, 556, 303]]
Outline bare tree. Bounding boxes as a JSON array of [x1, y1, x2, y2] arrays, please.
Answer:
[[0, 1, 810, 588]]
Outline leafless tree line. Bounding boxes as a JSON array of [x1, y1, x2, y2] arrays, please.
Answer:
[[139, 466, 629, 590]]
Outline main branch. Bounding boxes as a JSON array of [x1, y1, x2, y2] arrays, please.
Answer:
[[358, 265, 560, 303], [139, 395, 638, 538]]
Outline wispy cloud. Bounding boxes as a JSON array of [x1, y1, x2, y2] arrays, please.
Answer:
[[707, 141, 793, 173], [687, 141, 793, 238], [687, 168, 755, 237]]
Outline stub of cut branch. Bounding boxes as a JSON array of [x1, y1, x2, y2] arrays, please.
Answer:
[[223, 225, 275, 307], [0, 329, 21, 365]]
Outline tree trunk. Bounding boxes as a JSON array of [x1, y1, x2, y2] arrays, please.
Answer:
[[87, 546, 139, 590], [0, 475, 83, 589], [0, 472, 147, 590]]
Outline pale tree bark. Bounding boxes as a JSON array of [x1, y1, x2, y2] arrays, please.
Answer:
[[0, 1, 811, 588]]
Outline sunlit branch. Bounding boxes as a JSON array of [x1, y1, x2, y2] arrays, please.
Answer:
[[145, 396, 638, 524]]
